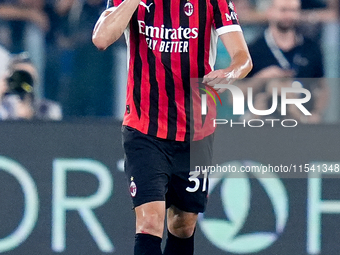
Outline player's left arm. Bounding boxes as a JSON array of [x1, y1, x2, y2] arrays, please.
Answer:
[[203, 0, 252, 92], [203, 31, 253, 93]]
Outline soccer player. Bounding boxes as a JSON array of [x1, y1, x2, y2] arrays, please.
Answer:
[[92, 0, 252, 254]]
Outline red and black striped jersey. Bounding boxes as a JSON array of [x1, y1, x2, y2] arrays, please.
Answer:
[[107, 0, 240, 141]]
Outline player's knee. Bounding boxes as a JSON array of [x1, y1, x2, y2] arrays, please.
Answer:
[[167, 206, 198, 238], [137, 211, 164, 235], [168, 217, 197, 238]]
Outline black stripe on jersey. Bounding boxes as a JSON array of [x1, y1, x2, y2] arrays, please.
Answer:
[[198, 0, 208, 132], [147, 0, 159, 136], [132, 12, 142, 119], [180, 0, 190, 141], [210, 0, 223, 28], [162, 0, 177, 140], [198, 0, 207, 77], [189, 87, 194, 141], [227, 0, 239, 25]]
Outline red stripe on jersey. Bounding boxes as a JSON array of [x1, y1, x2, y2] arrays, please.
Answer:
[[204, 12, 212, 74], [189, 1, 202, 141], [193, 0, 216, 141], [138, 5, 151, 134], [155, 0, 168, 139], [112, 0, 122, 7], [171, 0, 186, 141], [201, 0, 216, 141], [218, 0, 229, 26]]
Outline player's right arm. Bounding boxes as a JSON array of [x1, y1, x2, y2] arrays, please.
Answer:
[[92, 0, 140, 50]]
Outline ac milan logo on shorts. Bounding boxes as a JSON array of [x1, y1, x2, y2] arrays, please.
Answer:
[[184, 2, 194, 17], [130, 181, 137, 197]]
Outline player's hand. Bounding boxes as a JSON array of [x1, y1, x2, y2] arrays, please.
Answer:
[[202, 68, 236, 93], [254, 66, 295, 79]]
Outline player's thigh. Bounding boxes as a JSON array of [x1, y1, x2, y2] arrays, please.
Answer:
[[122, 126, 171, 208], [166, 134, 214, 213], [166, 172, 208, 213]]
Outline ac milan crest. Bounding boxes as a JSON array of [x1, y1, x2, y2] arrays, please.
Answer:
[[130, 178, 137, 197], [184, 2, 194, 17]]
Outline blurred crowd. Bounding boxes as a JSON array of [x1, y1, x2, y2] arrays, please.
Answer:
[[234, 0, 337, 124], [0, 0, 116, 120], [0, 0, 339, 122]]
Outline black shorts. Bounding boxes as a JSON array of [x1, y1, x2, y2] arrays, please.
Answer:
[[122, 126, 213, 213]]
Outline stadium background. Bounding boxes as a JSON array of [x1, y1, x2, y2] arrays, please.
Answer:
[[0, 0, 340, 254], [0, 121, 340, 255]]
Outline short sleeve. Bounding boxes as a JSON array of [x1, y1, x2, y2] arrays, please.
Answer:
[[210, 0, 242, 36]]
